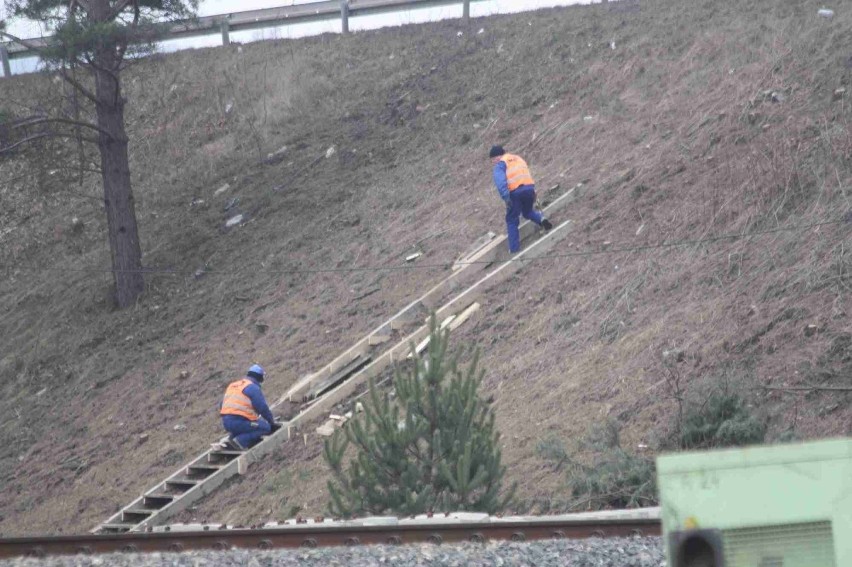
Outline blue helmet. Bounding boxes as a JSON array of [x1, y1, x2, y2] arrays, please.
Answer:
[[247, 364, 265, 382]]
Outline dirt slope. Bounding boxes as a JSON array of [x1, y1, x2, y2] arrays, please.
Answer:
[[0, 0, 850, 535]]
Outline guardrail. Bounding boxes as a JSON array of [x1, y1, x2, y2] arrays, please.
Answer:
[[0, 0, 484, 77]]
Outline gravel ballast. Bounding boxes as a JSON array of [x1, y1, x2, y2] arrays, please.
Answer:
[[2, 537, 664, 566]]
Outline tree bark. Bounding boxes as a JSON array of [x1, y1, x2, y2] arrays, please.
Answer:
[[93, 53, 144, 308]]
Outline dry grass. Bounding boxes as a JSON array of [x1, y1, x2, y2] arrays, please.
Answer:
[[0, 0, 850, 533]]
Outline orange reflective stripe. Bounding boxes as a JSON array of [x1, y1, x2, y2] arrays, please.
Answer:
[[220, 378, 259, 420], [500, 154, 534, 190]]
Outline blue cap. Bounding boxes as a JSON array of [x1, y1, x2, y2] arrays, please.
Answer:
[[247, 364, 265, 382]]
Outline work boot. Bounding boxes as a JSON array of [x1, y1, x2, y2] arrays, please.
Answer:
[[225, 438, 246, 451], [541, 218, 553, 231]]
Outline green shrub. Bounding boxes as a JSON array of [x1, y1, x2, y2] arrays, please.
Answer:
[[566, 448, 657, 510], [677, 392, 766, 450], [536, 434, 570, 470], [538, 420, 657, 510]]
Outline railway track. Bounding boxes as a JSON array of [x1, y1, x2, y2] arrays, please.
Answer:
[[0, 510, 661, 559]]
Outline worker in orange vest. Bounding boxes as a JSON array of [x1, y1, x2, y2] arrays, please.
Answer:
[[490, 145, 553, 253], [219, 364, 280, 450]]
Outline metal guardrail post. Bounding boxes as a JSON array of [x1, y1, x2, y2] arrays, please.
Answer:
[[220, 22, 230, 46], [1, 46, 11, 78], [463, 0, 470, 23], [341, 0, 350, 34]]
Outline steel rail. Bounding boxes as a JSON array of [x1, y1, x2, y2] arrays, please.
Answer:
[[0, 517, 661, 559]]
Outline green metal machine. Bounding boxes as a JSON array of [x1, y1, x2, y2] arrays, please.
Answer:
[[657, 437, 852, 567]]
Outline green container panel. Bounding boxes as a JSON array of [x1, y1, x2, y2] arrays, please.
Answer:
[[657, 438, 852, 567]]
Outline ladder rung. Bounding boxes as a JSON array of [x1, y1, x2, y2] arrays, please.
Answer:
[[98, 523, 135, 531], [189, 464, 222, 472], [165, 479, 198, 491], [122, 510, 153, 522], [144, 493, 176, 501], [123, 508, 155, 516], [209, 450, 243, 457]]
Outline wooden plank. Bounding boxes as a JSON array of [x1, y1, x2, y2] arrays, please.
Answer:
[[389, 302, 429, 329], [316, 422, 336, 436], [133, 457, 242, 531], [368, 333, 391, 345], [422, 186, 581, 307], [453, 231, 496, 271], [278, 310, 421, 404], [436, 220, 572, 322], [448, 302, 481, 331], [419, 238, 502, 309], [96, 446, 233, 531], [408, 313, 458, 359], [368, 323, 393, 344], [280, 341, 368, 403], [275, 186, 581, 404], [291, 323, 435, 423], [308, 353, 372, 400], [289, 224, 572, 427], [280, 373, 314, 404], [95, 446, 245, 533]]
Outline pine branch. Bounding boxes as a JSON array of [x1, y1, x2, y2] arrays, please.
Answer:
[[0, 130, 100, 155], [58, 67, 100, 107], [14, 116, 114, 139], [0, 133, 50, 154]]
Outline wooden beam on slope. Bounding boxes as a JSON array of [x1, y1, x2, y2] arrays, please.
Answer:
[[277, 185, 582, 403], [289, 219, 573, 426]]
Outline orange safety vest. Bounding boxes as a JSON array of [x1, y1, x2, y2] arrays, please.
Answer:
[[500, 153, 535, 191], [220, 378, 259, 420]]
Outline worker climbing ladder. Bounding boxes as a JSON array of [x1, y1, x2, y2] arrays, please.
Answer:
[[93, 185, 584, 534]]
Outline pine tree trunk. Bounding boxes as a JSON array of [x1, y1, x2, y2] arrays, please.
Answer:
[[93, 56, 144, 308]]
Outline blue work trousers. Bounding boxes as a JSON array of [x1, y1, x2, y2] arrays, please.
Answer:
[[506, 185, 544, 253], [222, 414, 271, 448]]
